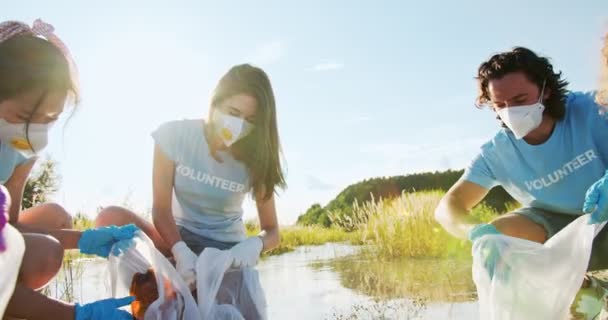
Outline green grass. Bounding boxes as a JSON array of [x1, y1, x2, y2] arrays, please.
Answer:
[[271, 226, 362, 255], [68, 191, 509, 260], [42, 212, 93, 302], [323, 255, 475, 302], [246, 222, 362, 256], [72, 212, 95, 231], [327, 299, 425, 320], [248, 190, 507, 259], [42, 250, 86, 302], [345, 191, 502, 260]]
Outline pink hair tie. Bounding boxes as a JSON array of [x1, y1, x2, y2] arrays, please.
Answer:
[[0, 20, 32, 43]]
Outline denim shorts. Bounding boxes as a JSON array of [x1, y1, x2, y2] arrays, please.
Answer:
[[177, 226, 238, 255], [513, 207, 608, 271]]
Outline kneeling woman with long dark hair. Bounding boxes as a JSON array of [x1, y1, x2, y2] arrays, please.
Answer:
[[96, 64, 286, 288]]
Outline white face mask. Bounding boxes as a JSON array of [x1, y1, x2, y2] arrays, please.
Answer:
[[496, 82, 546, 140], [211, 109, 254, 147], [0, 119, 52, 158]]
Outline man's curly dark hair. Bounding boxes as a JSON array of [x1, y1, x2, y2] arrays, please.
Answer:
[[475, 47, 569, 120]]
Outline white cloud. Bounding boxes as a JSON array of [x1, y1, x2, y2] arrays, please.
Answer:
[[341, 115, 371, 126], [361, 137, 487, 158], [358, 136, 488, 176], [312, 61, 344, 72], [306, 175, 336, 191], [249, 41, 285, 66]]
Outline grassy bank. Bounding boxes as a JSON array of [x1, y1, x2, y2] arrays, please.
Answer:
[[70, 191, 511, 260], [251, 190, 509, 259], [350, 191, 504, 260], [247, 223, 362, 256]]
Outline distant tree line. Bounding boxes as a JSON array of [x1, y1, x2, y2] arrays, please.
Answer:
[[296, 170, 514, 227]]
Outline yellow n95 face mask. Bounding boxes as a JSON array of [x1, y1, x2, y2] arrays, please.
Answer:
[[211, 110, 254, 147], [0, 119, 52, 158]]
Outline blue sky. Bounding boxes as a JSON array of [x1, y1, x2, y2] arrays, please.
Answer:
[[3, 1, 607, 224]]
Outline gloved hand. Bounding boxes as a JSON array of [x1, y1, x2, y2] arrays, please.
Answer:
[[108, 237, 137, 257], [171, 241, 197, 289], [230, 236, 263, 268], [469, 223, 503, 279], [78, 224, 139, 258], [74, 296, 134, 320], [583, 170, 608, 224]]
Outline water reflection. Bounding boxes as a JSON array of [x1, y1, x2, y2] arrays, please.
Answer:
[[49, 244, 479, 319], [323, 255, 476, 303]]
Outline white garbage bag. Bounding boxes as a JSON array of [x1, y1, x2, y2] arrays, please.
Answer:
[[108, 232, 267, 320], [196, 248, 267, 320], [473, 214, 606, 320], [108, 231, 199, 320], [0, 224, 25, 318]]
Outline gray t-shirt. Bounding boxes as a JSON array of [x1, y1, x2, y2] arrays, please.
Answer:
[[152, 119, 250, 242]]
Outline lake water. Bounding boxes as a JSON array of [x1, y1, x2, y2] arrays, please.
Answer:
[[50, 243, 479, 319]]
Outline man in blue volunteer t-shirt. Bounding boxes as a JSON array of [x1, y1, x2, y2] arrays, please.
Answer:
[[434, 47, 608, 273]]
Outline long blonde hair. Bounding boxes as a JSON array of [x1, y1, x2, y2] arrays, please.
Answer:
[[598, 33, 608, 106]]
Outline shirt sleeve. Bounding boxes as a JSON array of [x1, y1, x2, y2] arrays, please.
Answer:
[[151, 121, 182, 163], [462, 151, 499, 190], [15, 151, 28, 166], [565, 91, 608, 151]]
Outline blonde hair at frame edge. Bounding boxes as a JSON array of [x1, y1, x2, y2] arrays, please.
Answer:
[[597, 32, 608, 107]]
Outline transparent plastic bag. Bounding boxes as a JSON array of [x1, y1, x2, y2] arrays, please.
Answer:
[[472, 214, 606, 320], [0, 224, 25, 317], [196, 248, 267, 320], [108, 231, 199, 320], [108, 232, 267, 320]]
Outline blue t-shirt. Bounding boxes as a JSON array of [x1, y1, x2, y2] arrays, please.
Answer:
[[0, 141, 27, 184], [152, 119, 251, 242], [463, 92, 608, 215]]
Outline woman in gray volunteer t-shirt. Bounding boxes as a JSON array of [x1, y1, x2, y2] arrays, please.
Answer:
[[95, 64, 286, 288]]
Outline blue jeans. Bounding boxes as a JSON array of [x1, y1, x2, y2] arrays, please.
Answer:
[[177, 226, 238, 255], [513, 207, 608, 271]]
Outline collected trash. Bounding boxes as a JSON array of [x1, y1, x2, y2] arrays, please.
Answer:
[[130, 268, 174, 319], [108, 232, 266, 319]]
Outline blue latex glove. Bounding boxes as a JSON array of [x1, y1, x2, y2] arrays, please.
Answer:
[[583, 170, 608, 224], [78, 224, 139, 258], [469, 223, 503, 279], [75, 296, 134, 320]]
